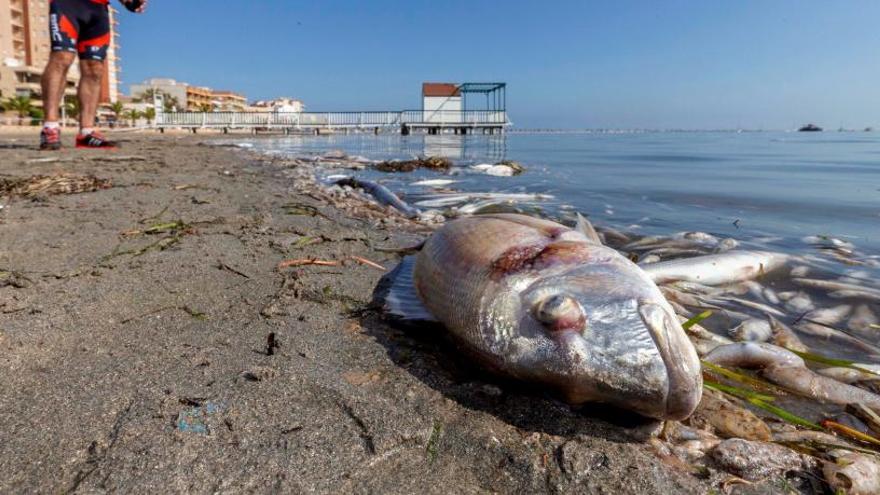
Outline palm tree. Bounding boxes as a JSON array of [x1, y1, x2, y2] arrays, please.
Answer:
[[4, 96, 34, 119], [143, 107, 156, 125], [108, 100, 124, 119], [162, 96, 179, 113], [135, 89, 179, 112], [124, 109, 142, 126], [198, 103, 213, 113]]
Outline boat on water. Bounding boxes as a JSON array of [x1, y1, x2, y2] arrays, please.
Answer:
[[798, 123, 823, 132]]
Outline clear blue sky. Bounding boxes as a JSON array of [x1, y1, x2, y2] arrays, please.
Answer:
[[119, 0, 880, 129]]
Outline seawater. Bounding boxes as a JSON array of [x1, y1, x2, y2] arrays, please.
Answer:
[[250, 131, 880, 277]]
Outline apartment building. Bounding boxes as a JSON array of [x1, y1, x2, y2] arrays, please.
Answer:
[[131, 78, 250, 112], [185, 85, 212, 111], [211, 90, 246, 111], [0, 0, 120, 106]]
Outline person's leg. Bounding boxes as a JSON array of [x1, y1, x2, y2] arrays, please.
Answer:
[[41, 51, 77, 123], [40, 0, 79, 148], [73, 1, 116, 147], [77, 59, 104, 130]]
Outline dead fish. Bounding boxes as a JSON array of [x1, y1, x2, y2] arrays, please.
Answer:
[[715, 238, 739, 252], [829, 290, 880, 303], [793, 278, 880, 299], [804, 304, 852, 326], [643, 248, 708, 259], [335, 178, 421, 218], [638, 254, 661, 265], [795, 321, 880, 354], [728, 319, 772, 343], [768, 316, 807, 352], [784, 292, 814, 313], [715, 295, 787, 318], [689, 389, 771, 441], [596, 226, 630, 245], [823, 450, 880, 495], [411, 179, 458, 187], [705, 342, 880, 411], [642, 251, 789, 286], [790, 265, 811, 278], [849, 305, 879, 334], [383, 213, 702, 420], [816, 367, 879, 384]]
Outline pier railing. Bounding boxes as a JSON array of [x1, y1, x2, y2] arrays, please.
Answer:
[[156, 110, 508, 129]]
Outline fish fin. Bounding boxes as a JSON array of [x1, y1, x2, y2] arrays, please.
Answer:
[[575, 213, 603, 245], [384, 255, 438, 321]]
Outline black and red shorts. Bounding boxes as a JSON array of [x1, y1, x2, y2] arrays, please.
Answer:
[[49, 0, 111, 61]]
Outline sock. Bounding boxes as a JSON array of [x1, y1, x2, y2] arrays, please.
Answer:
[[79, 128, 95, 136], [43, 121, 60, 129]]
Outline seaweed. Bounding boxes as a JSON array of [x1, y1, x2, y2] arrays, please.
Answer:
[[682, 310, 713, 330]]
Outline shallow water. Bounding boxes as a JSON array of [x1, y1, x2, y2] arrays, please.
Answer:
[[249, 130, 880, 422], [252, 131, 879, 269]]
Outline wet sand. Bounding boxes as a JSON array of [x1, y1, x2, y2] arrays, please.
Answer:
[[1, 131, 792, 493]]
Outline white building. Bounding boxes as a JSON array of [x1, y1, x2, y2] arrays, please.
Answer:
[[422, 83, 461, 123], [250, 97, 305, 113], [129, 78, 188, 110]]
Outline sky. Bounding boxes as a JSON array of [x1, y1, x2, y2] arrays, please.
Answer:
[[119, 0, 880, 129]]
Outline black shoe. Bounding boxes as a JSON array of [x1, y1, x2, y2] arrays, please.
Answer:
[[76, 131, 118, 149]]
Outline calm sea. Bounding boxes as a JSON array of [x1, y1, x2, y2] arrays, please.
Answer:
[[251, 131, 879, 277]]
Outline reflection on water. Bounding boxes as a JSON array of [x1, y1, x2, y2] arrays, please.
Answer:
[[257, 133, 508, 163]]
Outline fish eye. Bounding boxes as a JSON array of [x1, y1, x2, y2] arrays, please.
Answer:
[[533, 294, 586, 332]]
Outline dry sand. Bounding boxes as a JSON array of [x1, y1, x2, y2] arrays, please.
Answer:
[[0, 132, 798, 493]]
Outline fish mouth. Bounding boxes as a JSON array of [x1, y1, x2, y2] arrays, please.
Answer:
[[638, 303, 703, 420]]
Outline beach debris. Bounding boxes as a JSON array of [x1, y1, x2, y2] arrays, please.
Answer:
[[0, 269, 33, 289], [820, 419, 880, 447], [25, 156, 76, 164], [121, 220, 191, 237], [0, 174, 111, 198], [335, 178, 421, 218], [348, 255, 386, 271], [266, 332, 280, 356], [278, 255, 386, 271], [176, 401, 225, 435], [704, 342, 880, 411], [642, 251, 789, 285], [278, 258, 340, 269], [374, 156, 451, 173], [709, 438, 810, 481], [89, 155, 147, 162], [847, 403, 880, 434], [382, 213, 702, 420], [823, 450, 880, 495]]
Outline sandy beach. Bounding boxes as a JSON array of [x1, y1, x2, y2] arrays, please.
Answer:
[[1, 131, 806, 493]]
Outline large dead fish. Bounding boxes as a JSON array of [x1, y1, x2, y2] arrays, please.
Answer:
[[383, 213, 702, 420]]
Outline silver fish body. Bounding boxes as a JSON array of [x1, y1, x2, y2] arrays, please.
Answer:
[[403, 214, 702, 420]]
